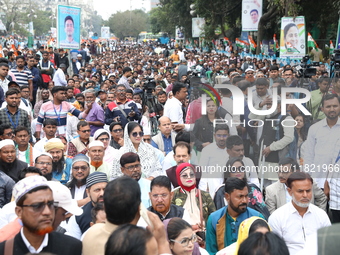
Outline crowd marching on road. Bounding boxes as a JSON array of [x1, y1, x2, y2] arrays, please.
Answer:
[[0, 38, 339, 255]]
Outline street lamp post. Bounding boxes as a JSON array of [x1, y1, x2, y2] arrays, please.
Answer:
[[27, 9, 37, 49]]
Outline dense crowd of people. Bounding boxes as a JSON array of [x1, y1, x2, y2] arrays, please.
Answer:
[[0, 40, 339, 255]]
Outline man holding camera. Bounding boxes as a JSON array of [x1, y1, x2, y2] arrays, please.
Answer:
[[105, 84, 140, 128]]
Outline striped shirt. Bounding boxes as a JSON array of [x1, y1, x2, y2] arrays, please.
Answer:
[[10, 67, 32, 87], [36, 101, 87, 135]]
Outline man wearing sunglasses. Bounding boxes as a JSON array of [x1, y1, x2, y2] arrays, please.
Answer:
[[109, 122, 124, 149], [0, 175, 82, 254], [68, 121, 94, 157], [66, 154, 91, 207]]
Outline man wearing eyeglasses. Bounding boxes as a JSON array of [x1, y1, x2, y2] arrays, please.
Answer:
[[66, 154, 91, 207], [0, 175, 82, 254], [148, 176, 191, 223], [120, 152, 151, 208], [0, 124, 14, 141], [68, 121, 94, 158]]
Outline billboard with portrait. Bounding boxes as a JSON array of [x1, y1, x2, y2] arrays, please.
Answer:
[[101, 26, 110, 39], [280, 16, 306, 59], [192, 18, 205, 38], [242, 0, 262, 31], [175, 27, 184, 40], [57, 5, 81, 49]]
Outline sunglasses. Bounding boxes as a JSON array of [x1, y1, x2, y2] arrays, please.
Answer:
[[131, 132, 144, 137], [20, 201, 58, 213], [81, 129, 91, 133], [112, 128, 123, 133], [73, 166, 89, 171]]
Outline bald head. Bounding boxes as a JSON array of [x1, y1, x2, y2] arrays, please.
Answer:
[[158, 116, 172, 136]]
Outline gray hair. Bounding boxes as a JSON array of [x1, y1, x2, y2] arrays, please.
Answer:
[[83, 89, 96, 97]]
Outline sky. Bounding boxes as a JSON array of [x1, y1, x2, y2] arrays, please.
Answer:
[[93, 0, 150, 20]]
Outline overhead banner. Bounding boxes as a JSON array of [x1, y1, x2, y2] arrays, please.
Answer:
[[242, 0, 262, 31], [175, 27, 184, 40], [57, 5, 81, 49], [280, 16, 306, 59], [101, 26, 110, 39], [337, 18, 340, 49], [192, 18, 205, 38]]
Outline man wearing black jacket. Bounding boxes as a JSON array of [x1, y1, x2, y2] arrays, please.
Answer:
[[0, 175, 82, 255]]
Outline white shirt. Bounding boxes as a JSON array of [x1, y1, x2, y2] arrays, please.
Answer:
[[304, 117, 340, 188], [33, 137, 50, 159], [21, 228, 49, 253], [74, 185, 86, 201], [268, 202, 331, 255], [65, 214, 82, 240], [53, 68, 67, 86], [0, 201, 16, 228], [0, 77, 9, 93], [164, 97, 183, 124]]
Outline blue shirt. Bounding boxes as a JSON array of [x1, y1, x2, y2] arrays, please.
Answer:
[[151, 133, 173, 155]]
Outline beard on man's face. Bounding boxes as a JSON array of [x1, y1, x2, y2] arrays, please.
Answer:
[[52, 157, 65, 174]]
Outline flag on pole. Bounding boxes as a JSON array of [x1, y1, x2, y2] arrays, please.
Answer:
[[273, 34, 279, 52], [330, 40, 334, 55], [307, 32, 319, 51], [248, 35, 257, 51], [223, 37, 231, 45], [236, 38, 249, 48], [286, 42, 300, 53]]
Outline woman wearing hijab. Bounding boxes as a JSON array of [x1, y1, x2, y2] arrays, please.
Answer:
[[111, 122, 162, 180], [172, 163, 216, 229], [93, 128, 118, 165], [216, 216, 270, 255]]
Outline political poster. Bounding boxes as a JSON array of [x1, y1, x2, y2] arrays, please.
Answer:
[[175, 27, 184, 40], [101, 26, 110, 39], [280, 16, 306, 59], [57, 5, 81, 49], [242, 0, 262, 31], [192, 18, 205, 38], [336, 18, 340, 49]]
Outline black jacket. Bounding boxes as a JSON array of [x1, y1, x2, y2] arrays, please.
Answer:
[[148, 204, 184, 221], [0, 231, 82, 255], [0, 159, 28, 183]]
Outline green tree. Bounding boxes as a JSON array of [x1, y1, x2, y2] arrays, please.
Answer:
[[149, 7, 175, 35], [107, 10, 148, 39]]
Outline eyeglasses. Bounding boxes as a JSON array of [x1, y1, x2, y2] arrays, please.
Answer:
[[4, 132, 13, 137], [117, 89, 126, 92], [170, 234, 197, 247], [124, 163, 141, 171], [112, 128, 123, 133], [180, 171, 195, 179], [80, 129, 91, 133], [36, 161, 52, 166], [143, 138, 151, 142], [20, 201, 58, 213], [216, 134, 228, 138], [151, 193, 169, 200], [230, 166, 246, 173], [73, 166, 89, 171], [131, 132, 144, 137], [98, 138, 109, 142], [246, 72, 254, 75]]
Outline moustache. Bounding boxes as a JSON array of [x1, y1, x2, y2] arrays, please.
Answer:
[[239, 203, 247, 207]]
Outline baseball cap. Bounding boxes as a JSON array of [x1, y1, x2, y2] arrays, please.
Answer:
[[48, 181, 83, 216]]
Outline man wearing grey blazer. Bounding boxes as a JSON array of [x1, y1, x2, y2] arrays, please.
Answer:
[[265, 157, 327, 214]]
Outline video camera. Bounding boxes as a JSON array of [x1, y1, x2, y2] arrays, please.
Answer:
[[142, 77, 156, 99], [331, 49, 340, 71], [296, 55, 317, 78]]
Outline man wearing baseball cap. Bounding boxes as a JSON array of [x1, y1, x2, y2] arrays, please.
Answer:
[[0, 175, 82, 254], [66, 171, 108, 240]]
